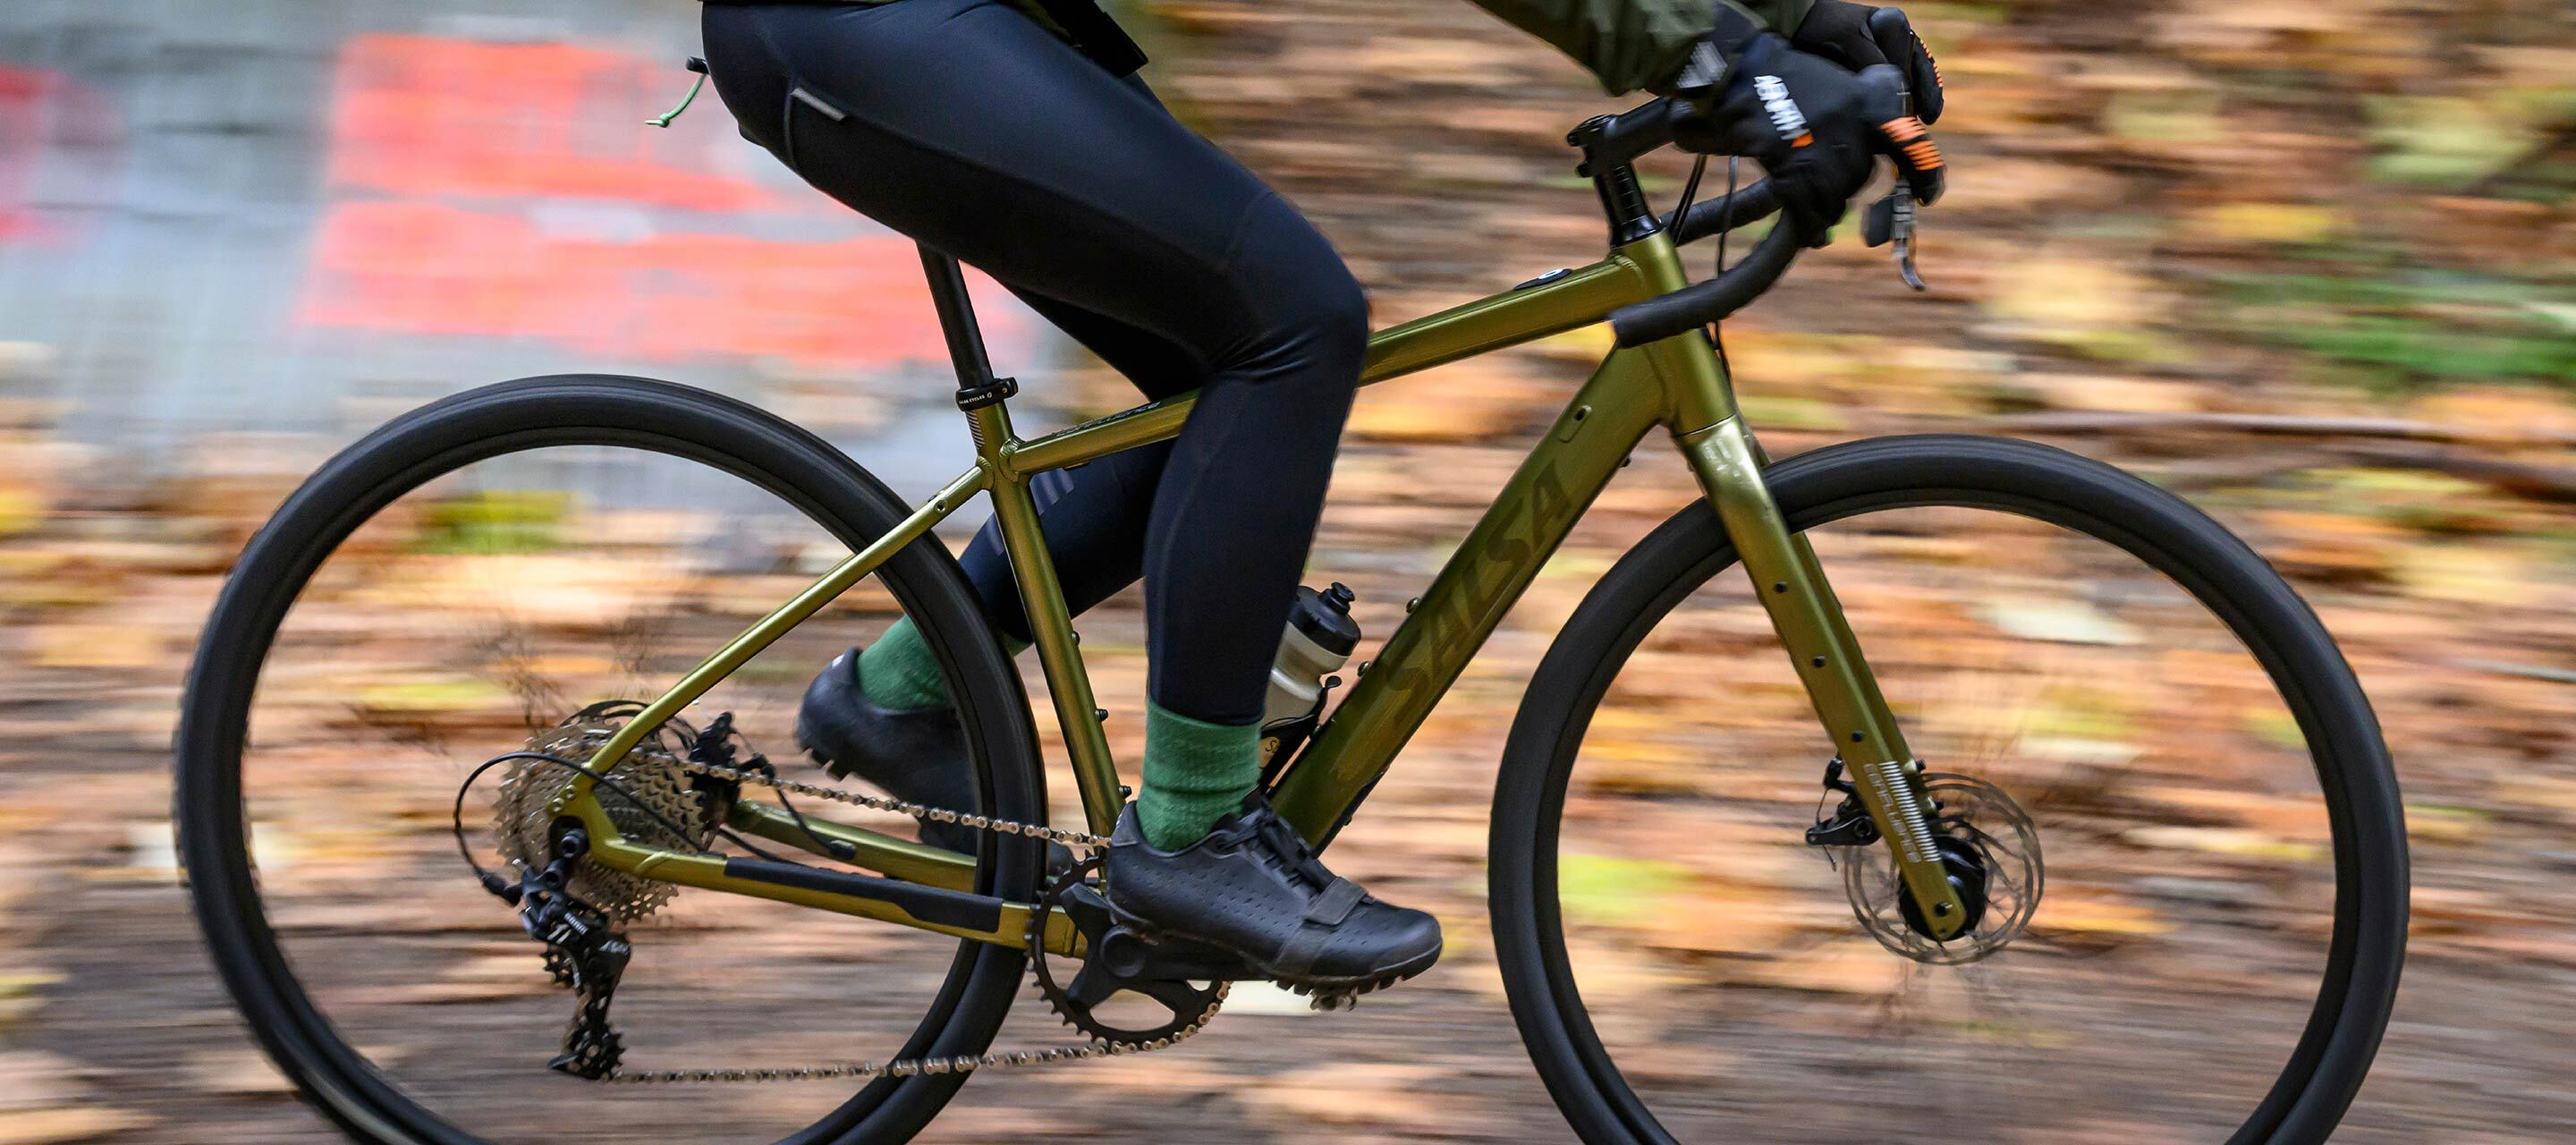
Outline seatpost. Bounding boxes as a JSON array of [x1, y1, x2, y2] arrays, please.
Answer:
[[917, 247, 1020, 415]]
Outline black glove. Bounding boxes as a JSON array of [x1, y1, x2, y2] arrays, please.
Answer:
[[1673, 31, 1934, 245], [1792, 0, 1945, 126]]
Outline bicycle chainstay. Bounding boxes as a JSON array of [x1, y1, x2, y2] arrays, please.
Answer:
[[572, 759, 1228, 1085]]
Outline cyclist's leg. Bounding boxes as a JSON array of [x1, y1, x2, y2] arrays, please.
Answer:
[[703, 0, 1438, 987], [952, 293, 1192, 647], [845, 295, 1187, 717], [705, 0, 1353, 833]]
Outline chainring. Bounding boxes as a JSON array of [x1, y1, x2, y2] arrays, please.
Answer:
[[1841, 772, 2044, 965], [494, 705, 715, 922], [1027, 857, 1228, 1046]]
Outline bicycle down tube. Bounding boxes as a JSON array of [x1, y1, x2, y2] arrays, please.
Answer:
[[570, 215, 1965, 949]]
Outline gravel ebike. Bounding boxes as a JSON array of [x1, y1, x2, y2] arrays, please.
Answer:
[[177, 95, 2407, 1144]]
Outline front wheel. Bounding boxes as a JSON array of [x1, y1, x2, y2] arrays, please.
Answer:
[[1491, 435, 2405, 1144]]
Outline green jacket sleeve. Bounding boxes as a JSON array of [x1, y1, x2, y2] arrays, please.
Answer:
[[1465, 0, 1812, 96]]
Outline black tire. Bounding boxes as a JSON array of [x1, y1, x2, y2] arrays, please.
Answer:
[[1490, 434, 2406, 1144], [174, 376, 1047, 1145]]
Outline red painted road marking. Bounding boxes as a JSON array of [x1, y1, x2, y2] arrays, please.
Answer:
[[301, 34, 1021, 370], [301, 200, 1020, 367], [0, 64, 122, 246], [326, 34, 783, 212]]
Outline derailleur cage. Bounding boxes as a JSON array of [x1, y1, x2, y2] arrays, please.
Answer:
[[509, 827, 635, 1080]]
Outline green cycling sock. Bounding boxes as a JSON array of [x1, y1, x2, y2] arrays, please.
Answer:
[[1137, 702, 1261, 851], [857, 617, 953, 714], [859, 617, 1035, 713]]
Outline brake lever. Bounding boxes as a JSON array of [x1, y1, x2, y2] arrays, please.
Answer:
[[1890, 188, 1925, 293], [1860, 82, 1930, 293], [1860, 187, 1927, 293]]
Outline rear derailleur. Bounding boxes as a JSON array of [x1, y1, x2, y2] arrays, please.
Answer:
[[483, 825, 633, 1080]]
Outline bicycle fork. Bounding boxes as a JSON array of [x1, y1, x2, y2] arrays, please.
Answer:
[[1676, 414, 1968, 939], [1615, 226, 1966, 937]]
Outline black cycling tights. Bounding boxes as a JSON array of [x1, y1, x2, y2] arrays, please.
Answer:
[[702, 0, 1365, 728]]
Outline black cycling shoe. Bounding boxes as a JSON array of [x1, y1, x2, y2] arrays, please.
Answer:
[[793, 648, 983, 855], [1103, 797, 1443, 997]]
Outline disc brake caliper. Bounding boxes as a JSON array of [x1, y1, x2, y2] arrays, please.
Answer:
[[1803, 758, 1880, 848]]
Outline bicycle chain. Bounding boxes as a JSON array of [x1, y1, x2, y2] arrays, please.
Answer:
[[596, 759, 1227, 1085]]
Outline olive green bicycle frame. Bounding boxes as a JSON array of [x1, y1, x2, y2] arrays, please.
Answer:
[[553, 225, 1967, 955]]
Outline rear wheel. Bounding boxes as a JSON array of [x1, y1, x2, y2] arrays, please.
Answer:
[[175, 376, 1046, 1144], [1491, 435, 2406, 1144]]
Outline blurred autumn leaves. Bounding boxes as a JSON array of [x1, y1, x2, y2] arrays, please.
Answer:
[[0, 0, 2566, 1140]]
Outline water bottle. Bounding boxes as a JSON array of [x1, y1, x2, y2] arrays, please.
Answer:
[[1264, 582, 1360, 728]]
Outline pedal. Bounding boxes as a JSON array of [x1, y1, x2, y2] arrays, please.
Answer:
[[1284, 972, 1410, 1012]]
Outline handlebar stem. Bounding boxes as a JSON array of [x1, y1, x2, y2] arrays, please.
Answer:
[[1570, 107, 1673, 246], [1591, 161, 1663, 246], [1568, 97, 1814, 345]]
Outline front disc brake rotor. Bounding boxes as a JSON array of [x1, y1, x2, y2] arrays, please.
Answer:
[[1842, 772, 2043, 965]]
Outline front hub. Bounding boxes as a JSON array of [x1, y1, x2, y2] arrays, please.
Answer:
[[1825, 771, 2043, 966], [1898, 833, 1990, 939]]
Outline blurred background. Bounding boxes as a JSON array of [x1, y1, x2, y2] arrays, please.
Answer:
[[0, 0, 2569, 1141]]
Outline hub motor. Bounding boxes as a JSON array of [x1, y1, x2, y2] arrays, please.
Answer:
[[1838, 772, 2042, 965]]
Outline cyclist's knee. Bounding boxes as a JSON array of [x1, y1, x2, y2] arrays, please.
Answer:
[[1262, 270, 1368, 394], [1224, 200, 1368, 391], [1298, 267, 1371, 377]]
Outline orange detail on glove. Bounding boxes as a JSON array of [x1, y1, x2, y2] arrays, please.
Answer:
[[1879, 116, 1943, 169]]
